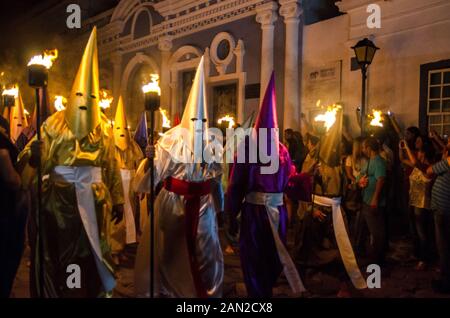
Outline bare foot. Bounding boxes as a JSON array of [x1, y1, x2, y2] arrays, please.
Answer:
[[224, 245, 235, 255]]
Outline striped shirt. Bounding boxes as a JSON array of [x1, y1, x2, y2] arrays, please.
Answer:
[[431, 159, 450, 213]]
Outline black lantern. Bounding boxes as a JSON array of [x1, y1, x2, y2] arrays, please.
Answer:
[[352, 38, 379, 135], [352, 37, 379, 67]]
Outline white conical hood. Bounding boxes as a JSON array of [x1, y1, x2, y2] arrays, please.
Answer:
[[179, 56, 208, 157]]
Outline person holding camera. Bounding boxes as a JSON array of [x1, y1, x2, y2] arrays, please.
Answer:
[[399, 137, 435, 271]]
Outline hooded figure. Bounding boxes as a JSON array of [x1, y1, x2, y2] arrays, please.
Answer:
[[10, 93, 28, 144], [293, 106, 367, 292], [133, 57, 224, 298], [18, 27, 124, 298], [108, 96, 144, 256], [226, 74, 304, 297]]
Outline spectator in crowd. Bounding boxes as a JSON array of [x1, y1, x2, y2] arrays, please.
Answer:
[[424, 138, 450, 293], [0, 116, 23, 298], [357, 137, 387, 264], [400, 138, 436, 271], [401, 126, 422, 258], [344, 137, 367, 245]]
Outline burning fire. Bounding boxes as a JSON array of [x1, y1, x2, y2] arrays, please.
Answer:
[[2, 85, 19, 98], [27, 49, 58, 69], [142, 74, 161, 95], [314, 104, 342, 132], [218, 115, 236, 129], [369, 109, 383, 127], [54, 95, 67, 112], [160, 108, 171, 129], [99, 90, 113, 109]]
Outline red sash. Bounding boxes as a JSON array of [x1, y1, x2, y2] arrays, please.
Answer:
[[163, 176, 211, 298]]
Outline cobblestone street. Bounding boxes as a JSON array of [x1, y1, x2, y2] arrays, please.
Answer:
[[10, 229, 450, 298]]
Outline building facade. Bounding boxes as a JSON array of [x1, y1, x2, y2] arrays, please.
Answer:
[[302, 0, 450, 135], [84, 0, 303, 129]]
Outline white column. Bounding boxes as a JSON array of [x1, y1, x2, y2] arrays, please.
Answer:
[[158, 36, 173, 114], [110, 51, 123, 109], [280, 0, 302, 130], [256, 1, 278, 101]]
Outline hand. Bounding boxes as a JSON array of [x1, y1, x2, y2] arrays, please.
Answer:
[[30, 140, 43, 168], [429, 129, 438, 139], [358, 175, 369, 188], [111, 204, 124, 225], [370, 197, 378, 209], [312, 209, 327, 222], [145, 145, 155, 159]]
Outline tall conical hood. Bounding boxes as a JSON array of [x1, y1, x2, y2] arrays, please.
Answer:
[[114, 96, 130, 151], [252, 73, 279, 156], [10, 93, 28, 142], [254, 73, 278, 130], [179, 56, 208, 154], [134, 111, 148, 152], [65, 27, 100, 140]]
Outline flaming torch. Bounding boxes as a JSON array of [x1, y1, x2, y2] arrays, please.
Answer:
[[27, 48, 58, 298], [160, 107, 171, 134], [2, 85, 18, 119], [369, 109, 384, 127], [142, 73, 161, 299], [314, 104, 341, 133], [99, 89, 113, 112], [54, 96, 67, 112], [217, 115, 236, 130]]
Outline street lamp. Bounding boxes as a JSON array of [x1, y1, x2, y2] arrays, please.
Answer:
[[352, 38, 379, 135]]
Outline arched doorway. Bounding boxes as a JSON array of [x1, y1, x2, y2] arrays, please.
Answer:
[[121, 53, 159, 129]]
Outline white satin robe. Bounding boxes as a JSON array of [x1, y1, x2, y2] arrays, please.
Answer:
[[133, 136, 224, 298]]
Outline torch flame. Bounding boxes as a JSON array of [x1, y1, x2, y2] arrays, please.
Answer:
[[159, 108, 171, 128], [27, 49, 58, 69], [369, 109, 384, 127], [314, 104, 341, 132], [2, 85, 19, 98], [142, 74, 161, 95], [316, 99, 321, 107], [217, 115, 236, 129], [99, 90, 113, 109], [54, 95, 67, 111]]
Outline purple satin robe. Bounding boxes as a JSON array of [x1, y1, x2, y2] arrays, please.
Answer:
[[226, 142, 293, 297]]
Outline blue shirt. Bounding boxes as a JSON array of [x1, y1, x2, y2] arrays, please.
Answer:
[[431, 159, 450, 213], [360, 155, 387, 206]]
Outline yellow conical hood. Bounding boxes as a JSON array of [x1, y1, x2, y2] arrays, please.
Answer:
[[10, 93, 28, 142], [65, 27, 101, 140], [114, 96, 131, 151]]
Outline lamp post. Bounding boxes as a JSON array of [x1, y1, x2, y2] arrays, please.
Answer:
[[352, 38, 379, 136], [142, 74, 161, 298]]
